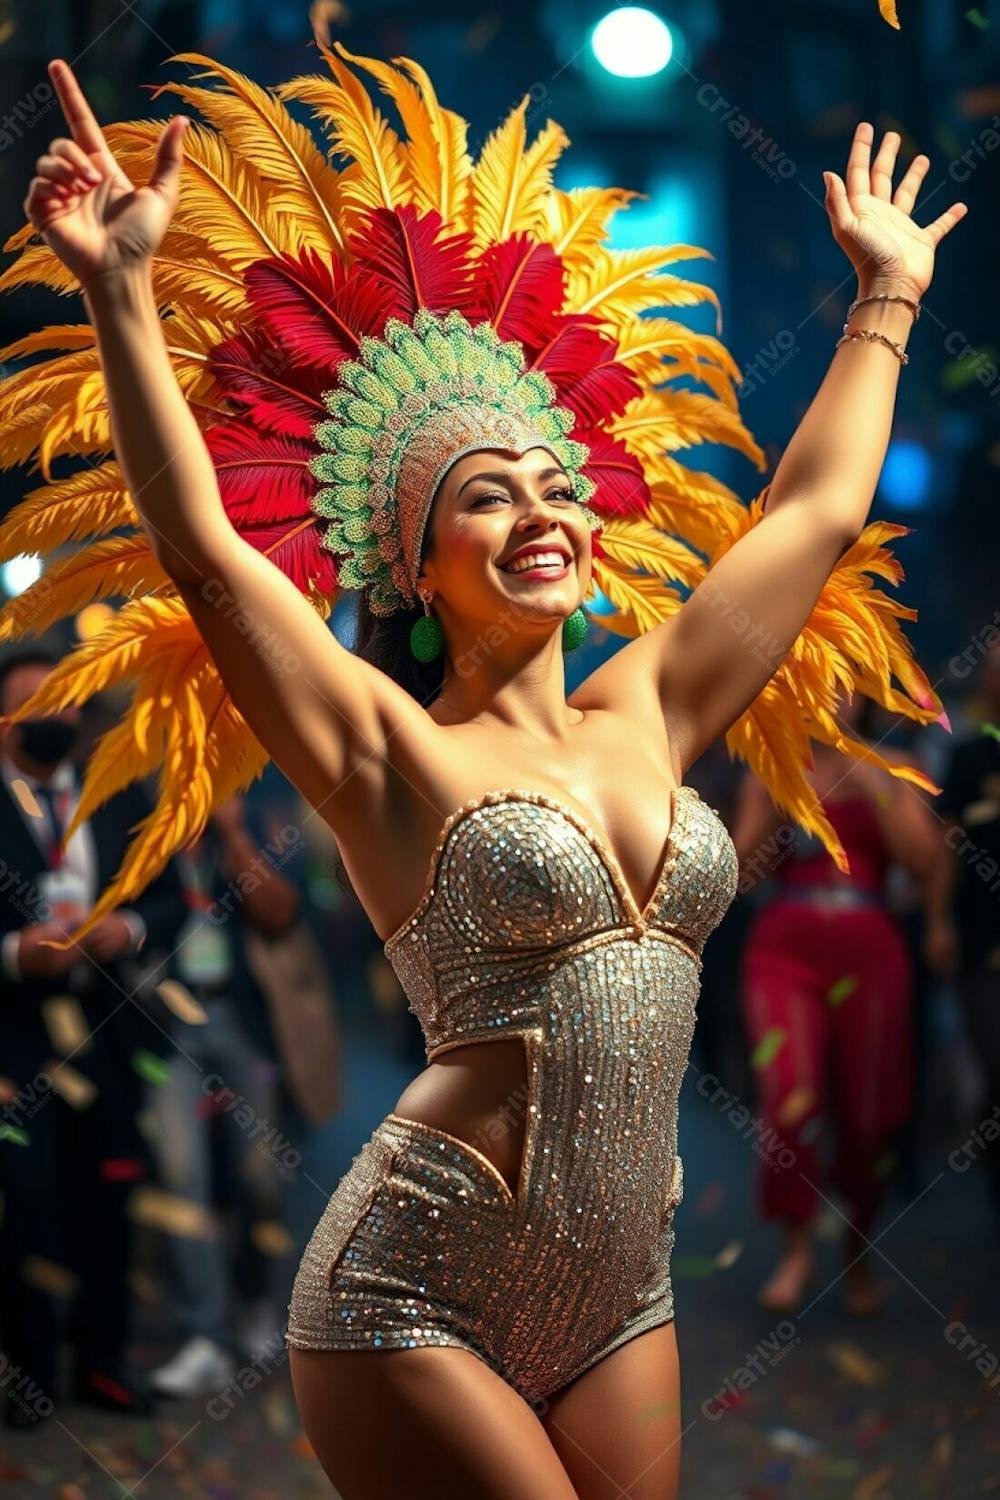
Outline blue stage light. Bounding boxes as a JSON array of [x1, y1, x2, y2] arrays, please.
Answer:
[[591, 7, 674, 78], [878, 439, 933, 511]]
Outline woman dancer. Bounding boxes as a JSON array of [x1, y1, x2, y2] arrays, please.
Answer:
[[733, 697, 937, 1317], [14, 48, 964, 1500]]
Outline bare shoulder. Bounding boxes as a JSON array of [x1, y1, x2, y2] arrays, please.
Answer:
[[569, 629, 683, 781]]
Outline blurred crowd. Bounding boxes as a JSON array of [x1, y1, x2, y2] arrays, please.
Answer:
[[0, 634, 997, 1429]]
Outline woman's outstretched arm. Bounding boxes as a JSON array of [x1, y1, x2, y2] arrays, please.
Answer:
[[27, 60, 436, 827], [592, 122, 966, 773]]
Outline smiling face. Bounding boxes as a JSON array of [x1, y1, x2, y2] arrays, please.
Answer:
[[415, 447, 592, 635]]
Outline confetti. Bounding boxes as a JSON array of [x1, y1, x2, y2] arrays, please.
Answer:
[[777, 1085, 814, 1128], [132, 1048, 171, 1086], [714, 1239, 744, 1269], [156, 979, 209, 1025], [966, 7, 991, 27], [22, 1255, 77, 1297], [44, 1058, 97, 1110], [251, 1219, 297, 1258], [769, 1426, 822, 1456], [0, 1124, 30, 1147], [981, 721, 1000, 742], [853, 1465, 894, 1498], [828, 1341, 884, 1386], [129, 1186, 216, 1239], [41, 995, 92, 1054], [827, 975, 858, 1007], [750, 1028, 788, 1069]]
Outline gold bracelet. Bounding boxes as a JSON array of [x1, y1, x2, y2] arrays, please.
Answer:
[[835, 327, 909, 364], [847, 291, 921, 322]]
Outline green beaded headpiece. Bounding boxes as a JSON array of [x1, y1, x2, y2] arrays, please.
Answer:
[[308, 308, 601, 617]]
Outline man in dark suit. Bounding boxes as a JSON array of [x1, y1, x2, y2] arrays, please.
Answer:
[[0, 646, 187, 1428]]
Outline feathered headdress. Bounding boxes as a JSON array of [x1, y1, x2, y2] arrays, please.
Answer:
[[0, 41, 941, 943]]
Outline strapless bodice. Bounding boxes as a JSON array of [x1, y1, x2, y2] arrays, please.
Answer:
[[385, 784, 738, 1055]]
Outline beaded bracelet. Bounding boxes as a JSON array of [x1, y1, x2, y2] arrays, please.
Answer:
[[835, 327, 909, 364], [846, 290, 921, 322]]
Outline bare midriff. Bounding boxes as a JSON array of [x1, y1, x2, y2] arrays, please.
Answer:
[[391, 1037, 529, 1197]]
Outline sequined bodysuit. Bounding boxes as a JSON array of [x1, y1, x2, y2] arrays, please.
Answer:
[[286, 784, 739, 1405]]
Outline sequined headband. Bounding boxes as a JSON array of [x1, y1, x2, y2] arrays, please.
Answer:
[[308, 308, 601, 617]]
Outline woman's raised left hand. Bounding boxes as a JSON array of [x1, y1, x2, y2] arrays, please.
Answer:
[[823, 122, 967, 300]]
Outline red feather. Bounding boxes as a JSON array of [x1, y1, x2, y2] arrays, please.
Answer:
[[465, 236, 565, 352], [206, 421, 315, 522], [348, 204, 476, 319], [244, 247, 394, 375], [535, 321, 642, 427], [577, 430, 651, 519], [239, 516, 336, 595], [208, 329, 330, 439]]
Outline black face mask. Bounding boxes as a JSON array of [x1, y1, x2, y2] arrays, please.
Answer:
[[16, 718, 79, 767]]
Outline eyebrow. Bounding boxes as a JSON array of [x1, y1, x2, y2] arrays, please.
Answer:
[[456, 465, 570, 498]]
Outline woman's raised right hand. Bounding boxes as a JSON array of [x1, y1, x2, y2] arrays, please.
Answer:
[[23, 58, 189, 289]]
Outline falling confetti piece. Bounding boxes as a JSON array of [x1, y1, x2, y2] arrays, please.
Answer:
[[751, 1027, 788, 1069], [251, 1219, 297, 1258], [714, 1239, 744, 1269], [0, 1124, 29, 1147], [44, 1058, 97, 1110], [828, 1341, 884, 1386], [129, 1186, 216, 1239], [853, 1465, 894, 1498], [769, 1426, 822, 1457], [982, 722, 1000, 742], [41, 995, 93, 1054], [777, 1085, 814, 1128], [878, 0, 900, 27], [22, 1254, 77, 1297], [672, 1255, 719, 1277], [132, 1048, 170, 1086], [0, 1075, 18, 1105], [100, 1157, 147, 1182], [799, 1115, 825, 1147], [966, 6, 991, 26], [827, 975, 858, 1007], [156, 979, 209, 1025]]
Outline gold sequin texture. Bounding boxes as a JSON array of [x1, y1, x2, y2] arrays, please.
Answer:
[[286, 785, 739, 1404]]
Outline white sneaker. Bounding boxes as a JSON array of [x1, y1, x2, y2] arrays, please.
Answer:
[[149, 1337, 235, 1398], [233, 1297, 282, 1362]]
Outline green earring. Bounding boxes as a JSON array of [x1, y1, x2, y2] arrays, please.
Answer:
[[562, 606, 588, 653], [410, 591, 443, 662]]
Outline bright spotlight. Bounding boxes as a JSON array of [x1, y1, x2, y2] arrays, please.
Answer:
[[1, 554, 42, 596], [591, 7, 674, 78]]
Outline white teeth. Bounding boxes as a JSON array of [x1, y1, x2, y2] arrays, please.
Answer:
[[502, 552, 567, 574]]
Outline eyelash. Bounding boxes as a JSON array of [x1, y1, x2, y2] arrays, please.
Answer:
[[472, 488, 576, 508]]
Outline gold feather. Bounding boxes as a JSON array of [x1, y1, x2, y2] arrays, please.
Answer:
[[611, 389, 765, 469], [0, 461, 135, 559], [566, 245, 721, 332], [149, 52, 347, 254], [597, 517, 700, 587], [330, 44, 473, 225], [0, 536, 172, 644], [544, 185, 644, 268], [470, 98, 569, 248], [275, 38, 409, 225]]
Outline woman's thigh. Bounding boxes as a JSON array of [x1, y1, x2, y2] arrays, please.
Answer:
[[541, 1321, 682, 1500], [289, 1344, 580, 1500]]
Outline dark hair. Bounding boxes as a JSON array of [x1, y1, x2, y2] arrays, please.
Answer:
[[0, 647, 58, 713], [352, 591, 446, 710], [332, 530, 448, 906]]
